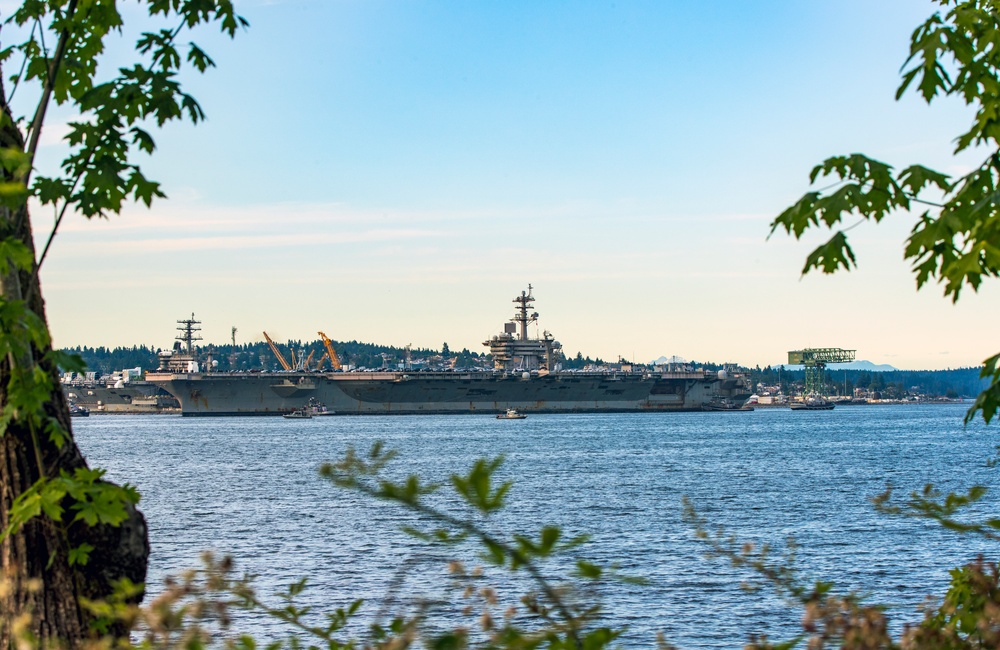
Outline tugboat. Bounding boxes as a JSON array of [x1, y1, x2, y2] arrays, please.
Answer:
[[496, 408, 527, 420], [68, 403, 90, 417]]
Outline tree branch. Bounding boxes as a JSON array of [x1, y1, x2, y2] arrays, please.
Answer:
[[22, 0, 79, 184], [343, 475, 586, 649]]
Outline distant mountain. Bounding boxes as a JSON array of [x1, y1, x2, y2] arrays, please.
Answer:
[[780, 360, 898, 372], [650, 355, 687, 365]]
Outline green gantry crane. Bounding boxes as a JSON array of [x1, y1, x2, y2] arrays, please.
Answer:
[[788, 348, 856, 395]]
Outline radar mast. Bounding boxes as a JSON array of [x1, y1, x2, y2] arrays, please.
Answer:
[[512, 284, 538, 341], [176, 314, 202, 355]]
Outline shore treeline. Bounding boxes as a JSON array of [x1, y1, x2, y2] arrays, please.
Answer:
[[746, 365, 987, 399]]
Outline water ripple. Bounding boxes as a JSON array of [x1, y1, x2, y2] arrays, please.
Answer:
[[74, 405, 998, 648]]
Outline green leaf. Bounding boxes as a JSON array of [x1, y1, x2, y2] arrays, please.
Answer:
[[0, 147, 30, 176], [576, 560, 603, 579], [129, 127, 156, 154], [429, 632, 465, 650], [286, 577, 308, 597], [0, 238, 34, 274], [482, 539, 506, 566], [33, 176, 72, 205], [539, 525, 560, 553], [897, 164, 952, 195], [802, 231, 857, 275], [186, 43, 215, 73], [68, 543, 94, 566], [232, 635, 257, 650], [0, 180, 28, 209], [44, 418, 68, 450], [451, 456, 510, 513]]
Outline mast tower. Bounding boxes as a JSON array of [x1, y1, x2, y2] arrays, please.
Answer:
[[512, 284, 538, 341], [176, 314, 202, 355]]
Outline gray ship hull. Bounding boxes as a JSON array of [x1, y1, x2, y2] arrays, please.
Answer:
[[145, 370, 752, 416], [63, 381, 180, 413]]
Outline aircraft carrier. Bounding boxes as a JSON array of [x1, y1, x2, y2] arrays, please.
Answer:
[[145, 287, 752, 416]]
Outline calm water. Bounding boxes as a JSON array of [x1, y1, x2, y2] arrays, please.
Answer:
[[74, 405, 999, 647]]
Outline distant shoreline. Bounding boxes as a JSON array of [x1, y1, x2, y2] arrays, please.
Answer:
[[751, 399, 967, 409]]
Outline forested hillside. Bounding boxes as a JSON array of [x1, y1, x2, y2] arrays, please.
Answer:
[[64, 338, 490, 375]]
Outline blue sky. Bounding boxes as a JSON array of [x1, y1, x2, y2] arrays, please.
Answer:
[[23, 0, 1000, 369]]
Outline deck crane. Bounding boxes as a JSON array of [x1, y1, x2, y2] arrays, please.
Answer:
[[787, 348, 856, 395], [317, 332, 343, 370], [304, 350, 316, 370], [263, 332, 292, 371], [315, 351, 329, 370]]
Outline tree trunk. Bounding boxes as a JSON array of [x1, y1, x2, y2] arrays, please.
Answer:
[[0, 80, 149, 647]]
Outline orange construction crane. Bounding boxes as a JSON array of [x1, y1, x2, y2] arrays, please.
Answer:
[[304, 350, 316, 370], [263, 332, 292, 371], [317, 332, 343, 370], [315, 351, 329, 370]]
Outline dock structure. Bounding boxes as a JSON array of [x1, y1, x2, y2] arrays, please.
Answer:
[[788, 348, 856, 394]]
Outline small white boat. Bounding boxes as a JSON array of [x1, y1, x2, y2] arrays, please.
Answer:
[[496, 408, 526, 420], [790, 395, 835, 411], [283, 408, 313, 419], [702, 398, 753, 412]]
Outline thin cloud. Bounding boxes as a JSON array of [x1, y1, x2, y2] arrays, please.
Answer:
[[43, 198, 760, 234], [50, 227, 441, 254]]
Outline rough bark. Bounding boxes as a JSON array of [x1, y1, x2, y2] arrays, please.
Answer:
[[0, 77, 149, 647]]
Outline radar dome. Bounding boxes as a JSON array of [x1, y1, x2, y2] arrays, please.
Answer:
[[717, 370, 728, 380], [211, 360, 219, 368]]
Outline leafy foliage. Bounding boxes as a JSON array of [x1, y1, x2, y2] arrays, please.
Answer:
[[686, 495, 1000, 650], [1, 467, 140, 566], [770, 0, 1000, 425], [319, 443, 632, 649], [0, 0, 244, 642], [748, 2, 1000, 647]]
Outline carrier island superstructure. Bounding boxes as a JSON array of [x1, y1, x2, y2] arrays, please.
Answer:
[[145, 287, 752, 416]]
